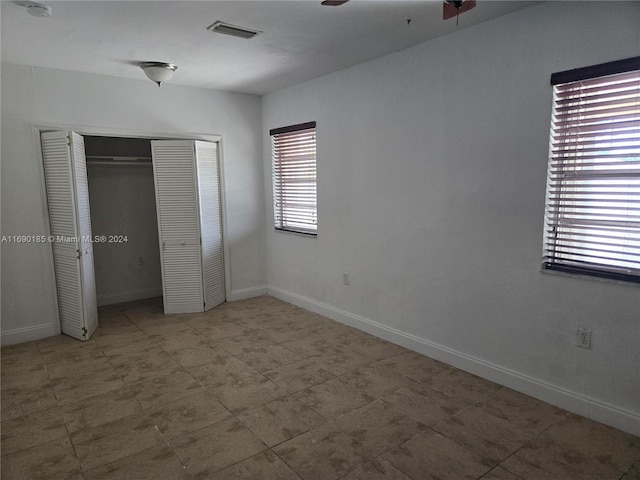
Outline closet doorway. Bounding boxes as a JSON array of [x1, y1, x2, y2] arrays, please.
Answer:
[[85, 136, 162, 308], [39, 129, 227, 341]]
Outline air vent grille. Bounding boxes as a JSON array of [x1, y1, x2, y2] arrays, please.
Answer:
[[207, 21, 262, 40]]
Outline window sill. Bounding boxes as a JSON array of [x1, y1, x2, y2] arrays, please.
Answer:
[[540, 267, 640, 288], [274, 228, 317, 238]]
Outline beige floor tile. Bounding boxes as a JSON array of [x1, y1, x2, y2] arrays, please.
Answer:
[[112, 351, 183, 384], [279, 333, 345, 358], [477, 387, 567, 434], [60, 386, 142, 433], [46, 354, 112, 380], [84, 445, 191, 480], [422, 368, 502, 405], [236, 344, 302, 373], [341, 363, 415, 398], [383, 430, 492, 480], [381, 351, 452, 382], [171, 417, 266, 477], [1, 340, 40, 356], [195, 321, 256, 340], [238, 395, 327, 446], [94, 330, 150, 349], [149, 328, 211, 353], [70, 413, 165, 471], [273, 421, 367, 480], [1, 384, 59, 421], [147, 390, 232, 439], [432, 406, 533, 464], [479, 466, 523, 480], [51, 365, 125, 403], [298, 377, 374, 419], [312, 350, 372, 376], [214, 449, 301, 480], [382, 386, 466, 426], [186, 355, 258, 388], [3, 296, 637, 480], [621, 461, 640, 480], [263, 323, 320, 344], [499, 435, 623, 480], [539, 413, 640, 472], [37, 335, 99, 356], [263, 358, 335, 393], [347, 335, 408, 361], [334, 399, 427, 459], [1, 365, 49, 390], [212, 329, 277, 356], [129, 370, 204, 409], [1, 346, 44, 370], [100, 338, 164, 361], [342, 458, 412, 480], [170, 342, 232, 368], [208, 372, 286, 413], [0, 436, 82, 480], [0, 406, 67, 455], [127, 313, 185, 332]]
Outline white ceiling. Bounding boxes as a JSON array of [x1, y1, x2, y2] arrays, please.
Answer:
[[1, 0, 536, 95]]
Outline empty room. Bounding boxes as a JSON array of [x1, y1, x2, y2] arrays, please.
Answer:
[[1, 1, 639, 479]]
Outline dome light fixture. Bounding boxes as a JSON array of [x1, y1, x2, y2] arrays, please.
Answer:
[[25, 2, 52, 17], [139, 62, 178, 87]]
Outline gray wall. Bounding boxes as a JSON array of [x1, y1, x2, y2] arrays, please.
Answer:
[[1, 65, 266, 343], [85, 135, 162, 305], [262, 2, 640, 434]]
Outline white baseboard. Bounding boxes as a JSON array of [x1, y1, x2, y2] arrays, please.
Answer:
[[228, 285, 268, 301], [1, 322, 60, 346], [268, 286, 640, 437], [97, 287, 163, 306]]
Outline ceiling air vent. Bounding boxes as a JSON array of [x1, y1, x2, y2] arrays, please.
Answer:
[[207, 21, 262, 40]]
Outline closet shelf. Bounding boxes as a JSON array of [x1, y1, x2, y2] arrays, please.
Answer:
[[86, 155, 152, 166]]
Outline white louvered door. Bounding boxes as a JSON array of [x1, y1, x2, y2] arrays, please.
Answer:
[[195, 141, 225, 311], [152, 140, 205, 314], [41, 131, 98, 340]]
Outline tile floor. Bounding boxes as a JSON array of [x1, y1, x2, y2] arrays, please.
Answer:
[[1, 296, 639, 479]]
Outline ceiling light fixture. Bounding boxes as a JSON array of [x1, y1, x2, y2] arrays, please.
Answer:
[[24, 2, 52, 17], [139, 62, 178, 87]]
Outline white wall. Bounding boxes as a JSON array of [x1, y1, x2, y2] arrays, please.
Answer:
[[87, 164, 162, 306], [1, 65, 266, 344], [262, 2, 640, 435]]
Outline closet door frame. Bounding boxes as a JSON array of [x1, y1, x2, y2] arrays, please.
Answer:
[[34, 124, 231, 328]]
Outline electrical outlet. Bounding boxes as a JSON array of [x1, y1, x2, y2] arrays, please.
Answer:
[[138, 256, 145, 266], [342, 272, 350, 285], [577, 328, 591, 349]]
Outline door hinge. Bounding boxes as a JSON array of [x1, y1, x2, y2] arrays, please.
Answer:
[[82, 327, 88, 339], [76, 249, 82, 259], [67, 136, 72, 146]]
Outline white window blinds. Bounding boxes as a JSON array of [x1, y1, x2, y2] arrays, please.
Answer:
[[271, 122, 317, 236], [543, 57, 640, 283]]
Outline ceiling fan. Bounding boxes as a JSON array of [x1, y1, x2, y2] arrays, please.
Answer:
[[321, 0, 477, 24]]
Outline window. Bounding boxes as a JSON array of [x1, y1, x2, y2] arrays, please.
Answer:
[[270, 121, 317, 236], [543, 57, 640, 283]]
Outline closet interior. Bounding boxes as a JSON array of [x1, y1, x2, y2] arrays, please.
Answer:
[[84, 136, 162, 307]]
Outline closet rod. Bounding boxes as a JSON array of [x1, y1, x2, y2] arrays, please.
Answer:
[[86, 155, 152, 167]]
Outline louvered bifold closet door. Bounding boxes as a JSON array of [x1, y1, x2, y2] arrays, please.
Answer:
[[195, 141, 225, 311], [152, 140, 204, 314], [41, 131, 98, 340]]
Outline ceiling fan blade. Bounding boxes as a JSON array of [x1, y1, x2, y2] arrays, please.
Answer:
[[321, 0, 349, 5], [443, 0, 476, 20]]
